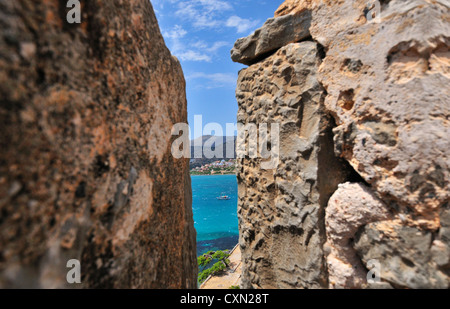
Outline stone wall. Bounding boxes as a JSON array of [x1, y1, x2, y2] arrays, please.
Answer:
[[232, 0, 449, 289], [0, 0, 197, 288]]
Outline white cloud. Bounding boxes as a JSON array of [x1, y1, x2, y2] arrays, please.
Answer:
[[161, 26, 213, 62], [226, 15, 260, 33], [155, 0, 260, 35], [187, 72, 237, 89], [166, 37, 228, 63], [154, 1, 251, 63], [191, 41, 208, 49], [177, 50, 212, 62], [174, 0, 233, 29], [206, 41, 229, 53], [197, 0, 233, 12], [192, 40, 229, 53], [163, 25, 187, 39]]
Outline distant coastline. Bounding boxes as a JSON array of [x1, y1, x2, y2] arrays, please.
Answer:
[[190, 173, 236, 176], [190, 158, 236, 176]]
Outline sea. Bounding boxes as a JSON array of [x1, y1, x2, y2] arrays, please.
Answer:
[[192, 174, 239, 256]]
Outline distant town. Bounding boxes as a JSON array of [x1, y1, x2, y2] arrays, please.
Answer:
[[189, 135, 237, 175], [190, 158, 236, 175]]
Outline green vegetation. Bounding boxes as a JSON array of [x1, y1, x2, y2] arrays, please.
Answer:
[[190, 166, 236, 176], [228, 285, 240, 289], [197, 250, 231, 284]]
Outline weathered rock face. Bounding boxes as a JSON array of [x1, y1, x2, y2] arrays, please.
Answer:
[[355, 220, 449, 288], [274, 0, 316, 17], [235, 41, 354, 288], [325, 182, 392, 288], [311, 0, 450, 231], [231, 12, 311, 65], [232, 0, 449, 289], [314, 0, 450, 289], [0, 0, 196, 288]]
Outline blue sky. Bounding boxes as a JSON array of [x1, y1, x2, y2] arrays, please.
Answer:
[[150, 0, 284, 138]]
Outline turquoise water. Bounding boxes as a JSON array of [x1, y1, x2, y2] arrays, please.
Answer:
[[192, 175, 239, 256]]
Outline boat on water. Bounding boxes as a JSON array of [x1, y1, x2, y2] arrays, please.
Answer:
[[216, 195, 231, 200]]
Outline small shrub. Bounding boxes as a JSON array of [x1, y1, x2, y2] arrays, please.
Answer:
[[197, 250, 231, 284]]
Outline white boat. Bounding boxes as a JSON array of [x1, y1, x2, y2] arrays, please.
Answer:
[[216, 195, 231, 200]]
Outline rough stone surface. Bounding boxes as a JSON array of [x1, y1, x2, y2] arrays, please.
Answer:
[[230, 11, 311, 65], [232, 0, 450, 289], [311, 0, 450, 230], [0, 0, 196, 288], [325, 182, 392, 288], [235, 41, 351, 289], [355, 220, 449, 288], [274, 0, 318, 17], [313, 0, 450, 289]]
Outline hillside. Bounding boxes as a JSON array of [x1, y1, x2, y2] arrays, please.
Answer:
[[189, 135, 237, 169]]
